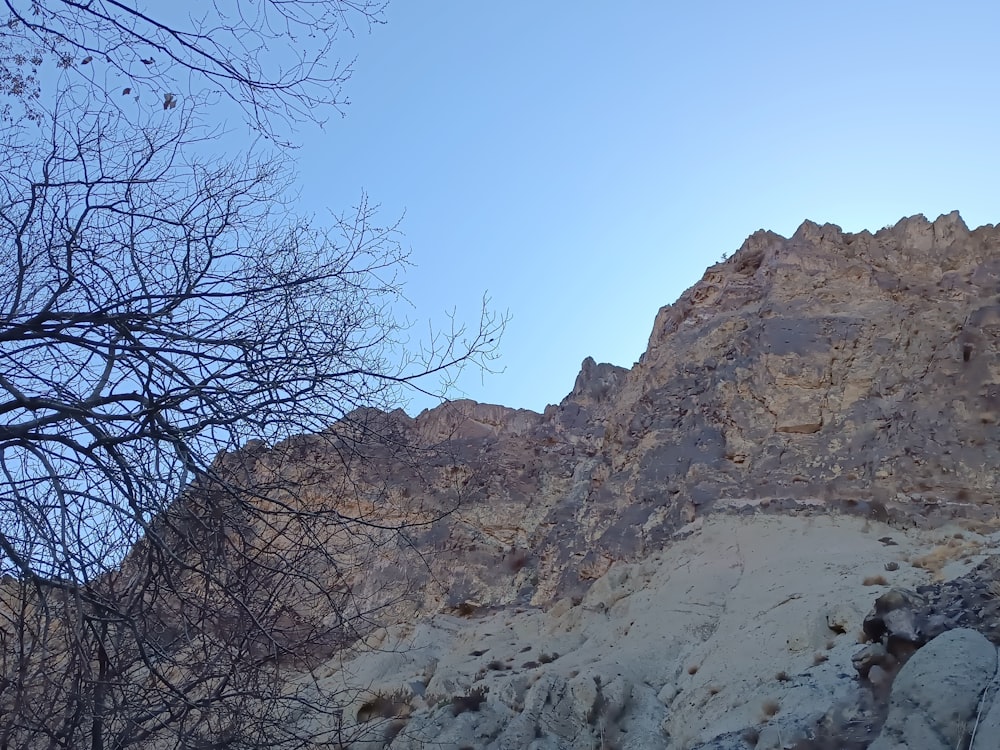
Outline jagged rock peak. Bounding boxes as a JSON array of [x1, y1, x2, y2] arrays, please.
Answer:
[[564, 356, 628, 408], [642, 211, 992, 354]]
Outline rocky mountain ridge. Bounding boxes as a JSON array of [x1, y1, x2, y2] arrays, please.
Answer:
[[270, 210, 1000, 618], [204, 211, 1000, 749]]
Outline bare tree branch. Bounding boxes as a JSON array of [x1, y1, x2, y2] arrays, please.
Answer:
[[0, 96, 504, 748], [1, 0, 389, 141]]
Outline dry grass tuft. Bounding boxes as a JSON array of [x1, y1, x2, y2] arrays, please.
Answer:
[[863, 574, 888, 586], [357, 690, 409, 723], [775, 670, 791, 682], [687, 664, 699, 675], [761, 698, 781, 719], [911, 539, 982, 579], [813, 651, 829, 665], [451, 687, 488, 716]]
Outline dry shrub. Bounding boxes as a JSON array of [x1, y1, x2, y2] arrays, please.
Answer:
[[863, 574, 888, 586], [761, 699, 781, 719], [687, 664, 699, 675], [451, 686, 488, 716], [775, 670, 791, 682], [912, 539, 982, 579], [357, 690, 408, 723], [813, 651, 829, 665]]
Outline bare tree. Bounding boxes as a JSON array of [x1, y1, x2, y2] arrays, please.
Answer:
[[1, 0, 388, 140], [0, 96, 502, 748]]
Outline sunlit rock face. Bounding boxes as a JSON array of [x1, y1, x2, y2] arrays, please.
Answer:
[[233, 212, 1000, 623], [107, 212, 1000, 749]]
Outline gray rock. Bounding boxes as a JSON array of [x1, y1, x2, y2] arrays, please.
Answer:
[[869, 628, 997, 750], [852, 642, 891, 679], [969, 676, 1000, 750], [493, 712, 544, 750]]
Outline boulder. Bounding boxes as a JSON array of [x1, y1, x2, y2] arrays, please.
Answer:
[[868, 628, 997, 750]]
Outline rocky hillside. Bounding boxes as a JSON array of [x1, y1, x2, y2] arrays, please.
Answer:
[[247, 211, 1000, 619], [212, 211, 1000, 749]]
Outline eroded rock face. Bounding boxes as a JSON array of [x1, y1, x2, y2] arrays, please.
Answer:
[[224, 212, 1000, 626]]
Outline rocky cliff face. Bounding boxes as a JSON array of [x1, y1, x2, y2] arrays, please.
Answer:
[[251, 211, 1000, 620], [119, 211, 1000, 749]]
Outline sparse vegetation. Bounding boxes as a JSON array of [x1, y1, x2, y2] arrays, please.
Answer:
[[761, 698, 781, 718], [357, 690, 409, 723], [451, 687, 488, 716], [912, 538, 982, 579]]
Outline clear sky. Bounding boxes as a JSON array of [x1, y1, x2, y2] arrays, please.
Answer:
[[277, 1, 1000, 415]]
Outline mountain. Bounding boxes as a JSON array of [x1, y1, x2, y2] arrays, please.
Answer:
[[270, 210, 1000, 617], [228, 211, 1000, 748], [12, 211, 1000, 749]]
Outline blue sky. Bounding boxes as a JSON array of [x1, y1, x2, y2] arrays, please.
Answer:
[[264, 2, 1000, 414]]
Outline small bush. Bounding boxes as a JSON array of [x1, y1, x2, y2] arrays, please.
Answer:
[[452, 687, 488, 716], [357, 690, 407, 723]]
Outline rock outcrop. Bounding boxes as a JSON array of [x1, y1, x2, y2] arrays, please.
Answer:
[[869, 628, 996, 750], [292, 515, 1000, 750], [240, 211, 1000, 622], [174, 211, 1000, 748]]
